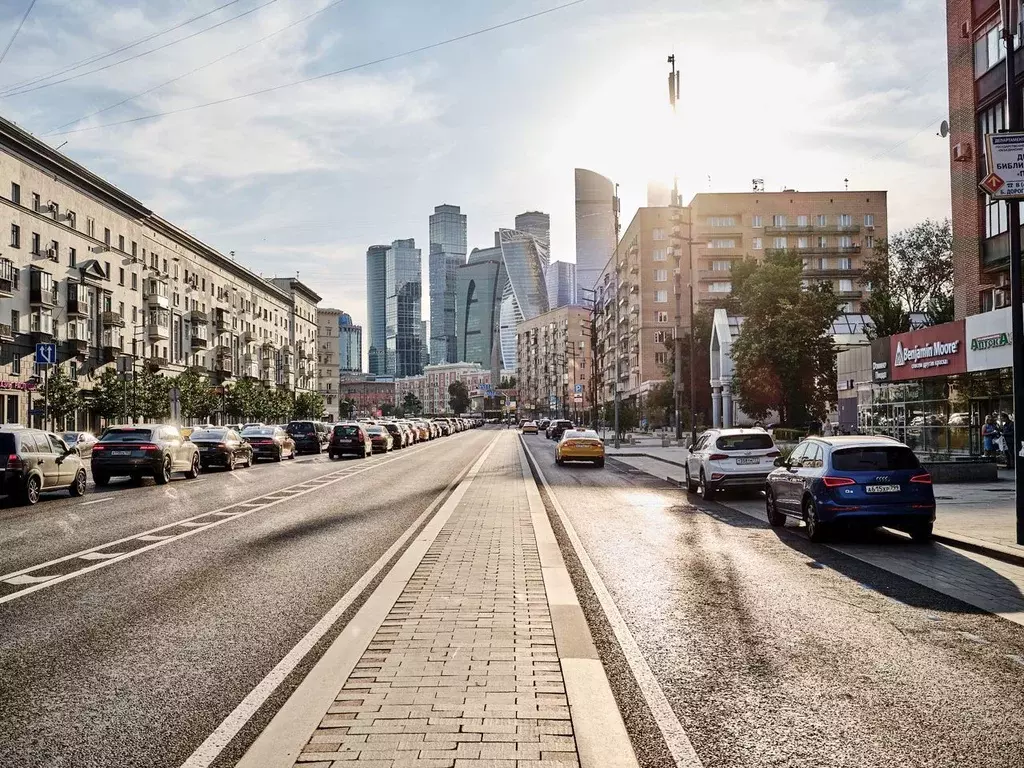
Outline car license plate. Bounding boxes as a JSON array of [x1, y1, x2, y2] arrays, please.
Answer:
[[110, 450, 132, 456], [736, 457, 759, 465], [866, 484, 900, 493]]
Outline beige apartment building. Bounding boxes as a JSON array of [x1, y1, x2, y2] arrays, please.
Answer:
[[394, 362, 491, 415], [317, 307, 342, 422], [689, 190, 888, 312], [516, 305, 593, 420], [592, 206, 691, 408], [0, 115, 319, 429]]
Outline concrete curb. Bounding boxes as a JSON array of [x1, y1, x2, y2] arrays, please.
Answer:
[[516, 439, 640, 768], [606, 451, 688, 470]]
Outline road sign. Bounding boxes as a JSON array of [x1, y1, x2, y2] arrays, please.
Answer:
[[573, 395, 583, 403], [984, 132, 1024, 198], [116, 355, 132, 374], [574, 383, 584, 394], [34, 342, 57, 366], [29, 408, 43, 417]]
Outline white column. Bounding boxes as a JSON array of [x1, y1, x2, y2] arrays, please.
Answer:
[[711, 384, 722, 428], [722, 382, 733, 429]]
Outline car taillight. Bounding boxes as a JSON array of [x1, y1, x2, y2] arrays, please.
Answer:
[[217, 443, 227, 449], [822, 476, 856, 488], [910, 473, 932, 484], [92, 444, 107, 452], [6, 453, 24, 469], [766, 450, 781, 457], [708, 453, 729, 461], [136, 443, 159, 452]]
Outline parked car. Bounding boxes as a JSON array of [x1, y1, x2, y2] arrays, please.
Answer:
[[241, 426, 296, 462], [396, 421, 417, 444], [555, 429, 605, 468], [287, 420, 329, 454], [410, 421, 431, 442], [328, 423, 372, 459], [537, 419, 551, 432], [547, 419, 574, 441], [432, 419, 452, 436], [366, 424, 394, 453], [382, 422, 407, 448], [92, 424, 201, 486], [62, 431, 98, 459], [190, 427, 253, 470], [0, 427, 87, 504], [765, 436, 935, 542], [521, 421, 539, 435], [685, 428, 780, 500]]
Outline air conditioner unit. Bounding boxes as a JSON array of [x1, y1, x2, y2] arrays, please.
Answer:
[[90, 244, 109, 254], [997, 272, 1009, 288], [952, 142, 972, 162], [44, 248, 57, 261], [994, 289, 1009, 308]]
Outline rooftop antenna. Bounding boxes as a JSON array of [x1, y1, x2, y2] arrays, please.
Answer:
[[752, 178, 765, 192], [707, 174, 712, 190], [844, 177, 849, 191]]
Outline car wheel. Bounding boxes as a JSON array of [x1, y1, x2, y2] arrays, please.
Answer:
[[766, 489, 786, 527], [328, 451, 336, 460], [226, 455, 235, 471], [69, 470, 87, 497], [290, 448, 297, 459], [684, 465, 698, 493], [698, 470, 715, 501], [909, 522, 933, 543], [93, 472, 110, 487], [555, 455, 564, 466], [594, 458, 605, 468], [155, 456, 172, 485], [184, 453, 201, 479], [803, 497, 828, 542], [22, 474, 41, 505], [274, 448, 283, 462]]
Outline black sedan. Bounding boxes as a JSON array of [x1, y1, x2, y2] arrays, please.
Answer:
[[190, 428, 253, 470], [328, 423, 372, 459], [241, 426, 296, 462], [91, 424, 201, 486]]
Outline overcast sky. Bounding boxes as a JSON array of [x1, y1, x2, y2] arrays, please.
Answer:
[[0, 0, 950, 359]]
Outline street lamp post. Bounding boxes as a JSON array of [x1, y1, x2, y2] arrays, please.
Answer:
[[613, 183, 621, 449]]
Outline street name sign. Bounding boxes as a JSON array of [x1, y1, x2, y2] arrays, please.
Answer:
[[984, 132, 1024, 198]]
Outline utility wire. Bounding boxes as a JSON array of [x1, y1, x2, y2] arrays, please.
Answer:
[[49, 0, 347, 133], [3, 0, 281, 99], [0, 0, 38, 68], [0, 0, 245, 95], [44, 0, 590, 137]]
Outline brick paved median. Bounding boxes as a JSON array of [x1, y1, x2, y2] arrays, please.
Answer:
[[294, 437, 580, 767]]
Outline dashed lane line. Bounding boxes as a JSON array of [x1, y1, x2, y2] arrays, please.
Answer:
[[0, 439, 467, 607]]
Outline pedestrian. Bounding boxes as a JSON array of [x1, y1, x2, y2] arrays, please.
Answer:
[[982, 415, 1000, 459], [822, 419, 834, 436], [1002, 413, 1015, 469]]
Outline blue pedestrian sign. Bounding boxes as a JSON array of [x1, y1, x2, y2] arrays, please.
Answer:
[[574, 383, 584, 394], [34, 342, 57, 366]]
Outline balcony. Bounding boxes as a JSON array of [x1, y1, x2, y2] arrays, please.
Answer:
[[0, 258, 16, 298], [837, 290, 862, 300], [801, 267, 864, 279], [982, 230, 1013, 272], [765, 223, 861, 235], [101, 311, 125, 328], [796, 245, 861, 256], [101, 330, 121, 352], [242, 361, 260, 380], [189, 310, 208, 325], [67, 284, 89, 316], [0, 323, 13, 341], [30, 311, 54, 338], [241, 330, 255, 344], [145, 277, 170, 309], [29, 281, 57, 307], [261, 355, 273, 370], [148, 356, 169, 371], [190, 324, 209, 349], [214, 348, 232, 373], [67, 337, 89, 356], [215, 309, 231, 333]]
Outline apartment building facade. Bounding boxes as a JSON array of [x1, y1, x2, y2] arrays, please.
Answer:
[[515, 305, 593, 420], [689, 191, 888, 312], [393, 362, 491, 415], [339, 374, 395, 418], [0, 115, 320, 429], [317, 308, 342, 422], [592, 207, 688, 407]]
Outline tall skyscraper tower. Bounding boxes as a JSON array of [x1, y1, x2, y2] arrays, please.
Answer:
[[385, 238, 424, 378], [574, 168, 617, 298], [514, 212, 550, 264], [365, 244, 389, 375], [338, 311, 363, 373], [428, 204, 467, 365], [546, 261, 577, 308]]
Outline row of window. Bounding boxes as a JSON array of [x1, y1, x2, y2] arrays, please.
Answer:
[[705, 213, 875, 229]]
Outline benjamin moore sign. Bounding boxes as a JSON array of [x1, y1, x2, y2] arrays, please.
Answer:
[[893, 339, 961, 369], [889, 320, 966, 381]]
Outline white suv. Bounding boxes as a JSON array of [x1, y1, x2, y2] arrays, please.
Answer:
[[685, 428, 780, 500]]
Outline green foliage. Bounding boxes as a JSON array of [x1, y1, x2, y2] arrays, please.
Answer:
[[37, 365, 80, 429], [90, 367, 129, 423], [379, 402, 395, 417], [646, 381, 675, 428], [771, 427, 806, 442], [499, 376, 517, 389], [174, 369, 220, 421], [602, 401, 639, 436], [267, 388, 295, 422], [731, 249, 841, 425], [294, 391, 324, 420], [225, 379, 261, 420], [135, 367, 171, 421], [338, 397, 356, 419], [448, 380, 470, 415], [660, 306, 715, 428], [402, 392, 423, 416]]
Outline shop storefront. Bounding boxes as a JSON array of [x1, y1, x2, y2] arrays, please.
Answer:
[[0, 380, 36, 425], [847, 309, 1014, 459]]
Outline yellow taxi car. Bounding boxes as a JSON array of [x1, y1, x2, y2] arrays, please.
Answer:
[[521, 420, 539, 435], [555, 429, 605, 468]]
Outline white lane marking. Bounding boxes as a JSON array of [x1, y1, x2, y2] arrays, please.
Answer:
[[78, 551, 122, 561], [4, 573, 58, 585], [521, 437, 705, 768], [78, 499, 105, 506], [0, 436, 478, 606], [138, 534, 174, 542], [182, 432, 501, 768]]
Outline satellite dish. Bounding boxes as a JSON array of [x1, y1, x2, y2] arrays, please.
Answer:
[[939, 120, 949, 138]]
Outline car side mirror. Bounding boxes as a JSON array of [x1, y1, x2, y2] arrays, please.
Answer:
[[773, 456, 788, 468]]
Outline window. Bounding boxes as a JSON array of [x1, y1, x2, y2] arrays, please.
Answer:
[[652, 248, 667, 261], [654, 352, 667, 365], [708, 239, 736, 249], [864, 214, 874, 227], [118, 268, 125, 286], [67, 211, 76, 229], [10, 223, 19, 248], [654, 290, 668, 303], [817, 235, 828, 248], [118, 235, 125, 252], [797, 237, 808, 249], [797, 215, 808, 227], [10, 182, 19, 204], [771, 214, 786, 227], [752, 237, 762, 250], [838, 214, 852, 227], [132, 307, 137, 322], [838, 257, 852, 270], [31, 192, 40, 211], [865, 235, 875, 249], [48, 240, 58, 262], [838, 235, 853, 248], [11, 309, 19, 333], [654, 269, 668, 282], [818, 258, 829, 270], [711, 260, 731, 272], [839, 302, 854, 313], [975, 20, 1006, 76], [751, 215, 762, 228], [68, 247, 76, 267], [131, 273, 138, 290], [816, 214, 827, 227], [86, 217, 95, 238], [709, 282, 732, 293], [656, 311, 669, 323], [30, 232, 40, 255], [653, 330, 665, 343], [119, 301, 125, 318], [103, 261, 110, 279], [772, 237, 787, 249], [839, 279, 854, 293], [104, 227, 111, 245], [706, 216, 736, 227]]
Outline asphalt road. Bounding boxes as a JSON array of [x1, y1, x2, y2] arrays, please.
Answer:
[[521, 433, 1024, 768], [0, 427, 496, 768]]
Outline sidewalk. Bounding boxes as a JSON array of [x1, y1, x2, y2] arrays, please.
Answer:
[[606, 445, 1024, 560], [238, 432, 636, 768]]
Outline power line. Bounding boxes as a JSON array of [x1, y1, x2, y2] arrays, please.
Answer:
[[3, 0, 281, 100], [0, 0, 245, 95], [44, 0, 590, 137], [0, 0, 38, 68], [50, 0, 347, 133]]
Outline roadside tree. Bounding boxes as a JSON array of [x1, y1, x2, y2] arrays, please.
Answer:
[[448, 381, 470, 415], [36, 364, 80, 430], [294, 391, 325, 420], [175, 369, 219, 422], [90, 368, 129, 425], [402, 392, 423, 416]]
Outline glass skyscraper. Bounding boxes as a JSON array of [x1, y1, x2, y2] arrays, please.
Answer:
[[456, 247, 505, 380], [428, 204, 467, 365], [385, 238, 424, 378], [514, 212, 550, 265], [575, 168, 617, 298], [546, 261, 577, 309], [338, 312, 362, 373], [365, 245, 389, 375], [496, 229, 549, 373]]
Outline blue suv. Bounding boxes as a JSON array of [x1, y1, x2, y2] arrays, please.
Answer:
[[764, 436, 935, 542]]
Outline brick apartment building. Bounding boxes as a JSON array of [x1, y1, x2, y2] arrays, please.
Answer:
[[946, 0, 1017, 318], [689, 191, 888, 313], [516, 305, 593, 420]]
